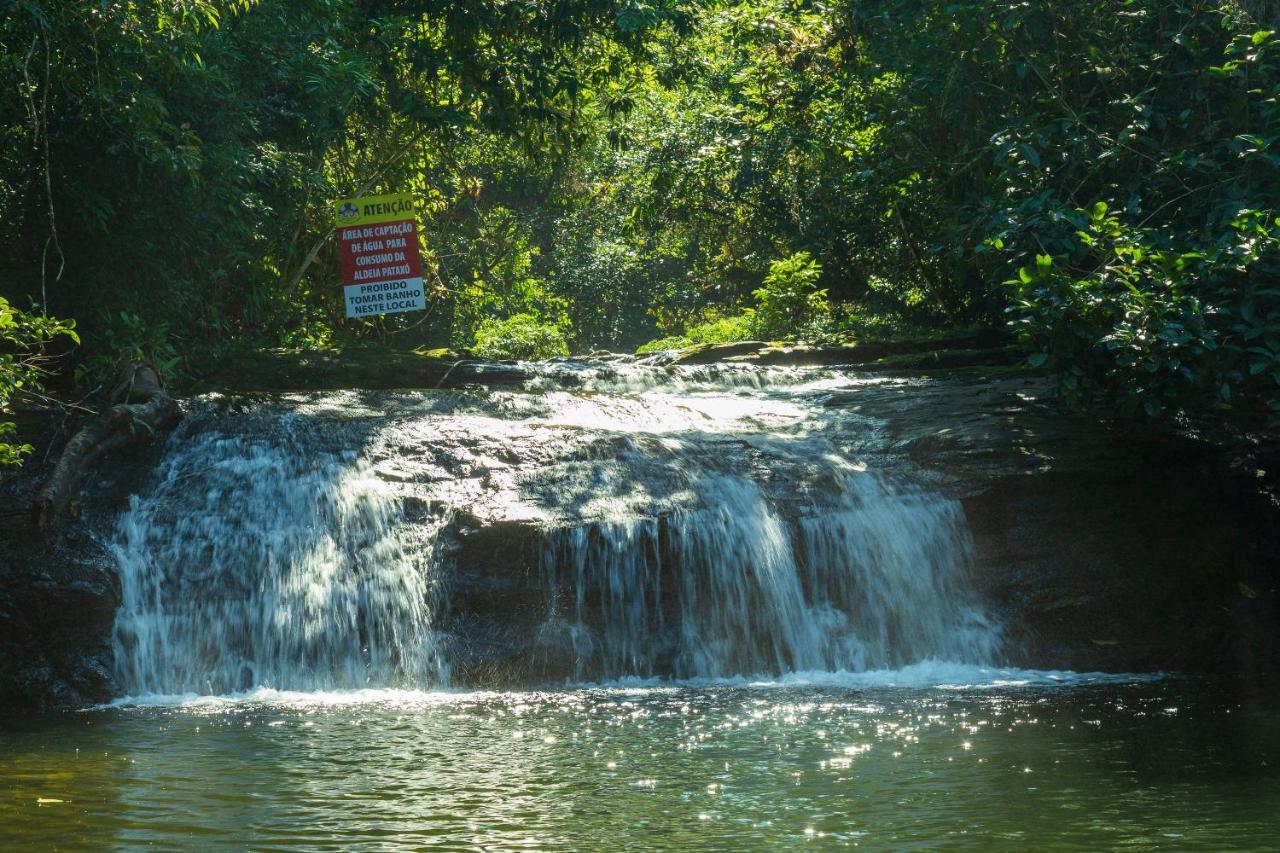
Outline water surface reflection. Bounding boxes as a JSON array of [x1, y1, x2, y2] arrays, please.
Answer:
[[4, 678, 1279, 849]]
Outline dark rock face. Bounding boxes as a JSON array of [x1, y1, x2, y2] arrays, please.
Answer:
[[0, 425, 164, 713], [0, 522, 120, 714], [967, 469, 1274, 673], [854, 372, 1280, 675], [197, 348, 534, 393], [442, 518, 554, 685], [668, 330, 1017, 369], [668, 341, 770, 364]]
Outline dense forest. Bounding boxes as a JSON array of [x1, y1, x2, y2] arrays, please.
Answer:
[[2, 0, 1279, 466]]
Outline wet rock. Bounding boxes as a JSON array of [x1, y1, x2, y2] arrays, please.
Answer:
[[0, 415, 163, 713], [668, 330, 1016, 368], [964, 470, 1252, 672], [441, 518, 576, 685], [827, 372, 1280, 675], [0, 528, 120, 713], [669, 341, 770, 365], [197, 347, 533, 392]]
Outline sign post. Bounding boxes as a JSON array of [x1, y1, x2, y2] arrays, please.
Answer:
[[334, 192, 426, 318]]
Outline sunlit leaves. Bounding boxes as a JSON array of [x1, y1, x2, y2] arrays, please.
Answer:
[[0, 297, 77, 469]]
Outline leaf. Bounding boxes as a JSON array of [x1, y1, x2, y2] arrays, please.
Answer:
[[1239, 582, 1258, 599], [1027, 352, 1049, 367]]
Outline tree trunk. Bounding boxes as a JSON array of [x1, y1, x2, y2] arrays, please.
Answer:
[[31, 362, 181, 530], [1240, 0, 1280, 24]]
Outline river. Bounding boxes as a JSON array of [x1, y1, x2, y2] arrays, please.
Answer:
[[3, 357, 1277, 847], [4, 678, 1279, 848]]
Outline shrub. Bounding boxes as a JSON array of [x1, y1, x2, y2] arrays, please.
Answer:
[[1009, 202, 1280, 420], [749, 252, 829, 340], [75, 311, 182, 386], [1, 298, 78, 469], [635, 335, 692, 354], [471, 313, 570, 361], [636, 310, 756, 353], [684, 312, 755, 344]]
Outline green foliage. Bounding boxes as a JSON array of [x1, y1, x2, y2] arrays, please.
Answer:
[[977, 7, 1280, 419], [636, 252, 835, 350], [1011, 202, 1280, 419], [0, 299, 77, 468], [634, 336, 689, 354], [635, 310, 756, 352], [0, 0, 689, 371], [551, 232, 662, 350], [809, 305, 947, 346], [2, 0, 1278, 431], [471, 313, 570, 361], [750, 252, 828, 340], [75, 312, 182, 386], [686, 312, 757, 345]]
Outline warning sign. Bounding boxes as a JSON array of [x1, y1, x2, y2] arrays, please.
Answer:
[[335, 192, 426, 318]]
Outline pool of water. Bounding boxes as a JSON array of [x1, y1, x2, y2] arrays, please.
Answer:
[[4, 676, 1279, 849]]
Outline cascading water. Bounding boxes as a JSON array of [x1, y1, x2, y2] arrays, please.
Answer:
[[538, 465, 999, 682], [109, 361, 1005, 696], [110, 413, 450, 696]]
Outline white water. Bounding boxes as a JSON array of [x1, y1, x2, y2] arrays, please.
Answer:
[[539, 465, 999, 681], [110, 416, 449, 695], [109, 363, 1013, 698], [103, 664, 1164, 710]]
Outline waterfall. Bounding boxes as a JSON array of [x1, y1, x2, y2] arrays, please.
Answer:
[[539, 465, 1000, 682], [108, 365, 1004, 696], [110, 415, 449, 696]]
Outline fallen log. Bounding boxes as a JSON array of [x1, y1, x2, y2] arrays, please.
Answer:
[[32, 362, 181, 530]]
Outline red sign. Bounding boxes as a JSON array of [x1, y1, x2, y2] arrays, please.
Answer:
[[334, 193, 426, 317]]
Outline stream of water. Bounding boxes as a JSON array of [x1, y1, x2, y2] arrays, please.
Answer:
[[4, 359, 1278, 847], [106, 363, 1004, 695]]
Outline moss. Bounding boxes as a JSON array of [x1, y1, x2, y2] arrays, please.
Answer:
[[665, 330, 1022, 369], [415, 347, 468, 360], [857, 345, 1028, 372], [191, 347, 473, 393]]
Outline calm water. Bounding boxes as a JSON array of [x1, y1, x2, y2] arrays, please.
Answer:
[[4, 676, 1279, 850]]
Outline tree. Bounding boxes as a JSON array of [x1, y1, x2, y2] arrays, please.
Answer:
[[0, 298, 77, 469]]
